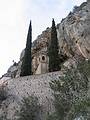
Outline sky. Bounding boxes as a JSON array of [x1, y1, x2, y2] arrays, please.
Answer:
[[0, 0, 86, 77]]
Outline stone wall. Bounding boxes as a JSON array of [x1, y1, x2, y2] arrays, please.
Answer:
[[0, 71, 63, 120]]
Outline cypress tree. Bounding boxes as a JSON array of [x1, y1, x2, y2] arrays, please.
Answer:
[[48, 19, 60, 72], [20, 20, 32, 76]]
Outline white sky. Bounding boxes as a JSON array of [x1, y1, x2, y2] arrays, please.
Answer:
[[0, 0, 86, 77]]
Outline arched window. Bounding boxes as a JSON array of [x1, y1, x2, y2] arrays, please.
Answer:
[[42, 56, 45, 61]]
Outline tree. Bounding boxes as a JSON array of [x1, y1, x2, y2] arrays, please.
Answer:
[[20, 20, 32, 76], [48, 61, 90, 120], [48, 19, 61, 72], [17, 96, 41, 120]]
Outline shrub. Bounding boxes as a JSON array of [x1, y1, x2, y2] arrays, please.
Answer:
[[0, 85, 8, 104], [48, 60, 90, 120], [17, 95, 42, 120], [77, 60, 90, 77], [73, 6, 79, 12], [0, 116, 10, 120]]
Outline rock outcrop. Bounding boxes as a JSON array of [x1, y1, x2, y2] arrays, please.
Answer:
[[58, 1, 90, 59]]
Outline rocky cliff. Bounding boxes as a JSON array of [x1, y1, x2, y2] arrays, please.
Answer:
[[58, 1, 90, 59]]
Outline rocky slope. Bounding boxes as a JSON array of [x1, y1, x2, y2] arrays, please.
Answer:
[[0, 71, 62, 120], [1, 0, 90, 80]]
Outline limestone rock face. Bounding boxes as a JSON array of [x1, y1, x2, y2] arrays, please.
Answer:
[[87, 0, 90, 3], [58, 2, 90, 59]]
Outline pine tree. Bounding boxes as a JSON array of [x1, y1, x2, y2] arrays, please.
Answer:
[[48, 19, 60, 72], [20, 20, 32, 76]]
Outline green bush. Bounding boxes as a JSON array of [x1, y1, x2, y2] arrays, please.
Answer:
[[0, 85, 8, 104], [17, 95, 41, 120], [0, 116, 10, 120], [77, 60, 90, 77], [48, 60, 90, 120]]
